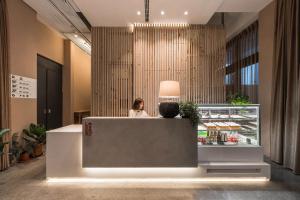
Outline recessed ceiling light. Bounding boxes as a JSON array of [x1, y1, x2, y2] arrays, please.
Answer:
[[74, 34, 78, 38], [184, 11, 188, 15], [137, 11, 141, 15], [161, 10, 165, 15]]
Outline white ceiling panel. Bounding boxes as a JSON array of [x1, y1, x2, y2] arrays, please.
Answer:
[[74, 0, 225, 26], [150, 0, 224, 24], [217, 0, 273, 12], [24, 0, 74, 32], [73, 0, 145, 26], [23, 0, 91, 54]]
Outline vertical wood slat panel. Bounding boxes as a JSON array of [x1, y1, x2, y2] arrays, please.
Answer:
[[92, 25, 225, 116], [133, 24, 226, 116], [92, 27, 133, 116]]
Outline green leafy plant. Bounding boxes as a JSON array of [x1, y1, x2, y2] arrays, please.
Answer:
[[179, 101, 200, 127], [227, 93, 251, 105], [23, 123, 46, 144], [9, 133, 23, 164], [22, 123, 46, 157], [10, 132, 34, 157]]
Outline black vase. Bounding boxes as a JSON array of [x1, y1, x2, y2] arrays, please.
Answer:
[[159, 102, 179, 118]]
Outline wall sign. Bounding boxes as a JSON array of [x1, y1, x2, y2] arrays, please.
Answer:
[[11, 74, 37, 99]]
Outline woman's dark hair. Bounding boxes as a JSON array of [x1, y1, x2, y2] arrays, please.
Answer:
[[132, 98, 144, 110]]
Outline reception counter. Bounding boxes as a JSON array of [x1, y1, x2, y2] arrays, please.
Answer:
[[82, 117, 197, 167], [46, 117, 270, 180]]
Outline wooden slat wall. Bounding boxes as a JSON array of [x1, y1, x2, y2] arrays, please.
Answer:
[[91, 27, 133, 116], [92, 25, 225, 116], [189, 25, 226, 104], [133, 24, 226, 116]]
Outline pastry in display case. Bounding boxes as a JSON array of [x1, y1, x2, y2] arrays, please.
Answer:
[[197, 104, 260, 146]]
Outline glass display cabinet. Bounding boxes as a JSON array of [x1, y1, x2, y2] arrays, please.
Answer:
[[197, 104, 260, 146]]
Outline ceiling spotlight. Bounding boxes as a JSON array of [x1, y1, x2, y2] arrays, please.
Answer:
[[184, 11, 188, 15], [137, 11, 141, 15], [161, 10, 165, 15], [74, 34, 78, 38]]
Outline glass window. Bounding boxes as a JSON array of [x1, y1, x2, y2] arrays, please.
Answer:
[[225, 73, 233, 85], [241, 63, 259, 85], [225, 21, 259, 103]]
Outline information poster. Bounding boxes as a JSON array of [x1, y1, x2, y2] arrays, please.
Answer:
[[11, 74, 37, 99]]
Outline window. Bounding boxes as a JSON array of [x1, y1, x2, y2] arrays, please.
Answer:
[[225, 21, 259, 103], [225, 73, 233, 85], [241, 63, 259, 85]]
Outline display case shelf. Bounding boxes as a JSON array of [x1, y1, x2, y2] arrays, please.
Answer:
[[197, 104, 260, 146], [200, 118, 257, 121]]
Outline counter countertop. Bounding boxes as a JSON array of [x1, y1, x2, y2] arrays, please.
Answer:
[[47, 125, 82, 133], [47, 117, 183, 134], [85, 117, 181, 119]]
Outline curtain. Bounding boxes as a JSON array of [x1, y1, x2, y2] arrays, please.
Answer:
[[226, 21, 259, 103], [270, 0, 300, 174], [0, 0, 10, 170]]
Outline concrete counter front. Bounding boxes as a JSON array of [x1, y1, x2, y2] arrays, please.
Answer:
[[46, 118, 200, 179], [82, 117, 197, 168]]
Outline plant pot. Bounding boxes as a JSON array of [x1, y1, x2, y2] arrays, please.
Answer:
[[33, 143, 43, 157], [159, 102, 179, 118], [19, 152, 30, 162]]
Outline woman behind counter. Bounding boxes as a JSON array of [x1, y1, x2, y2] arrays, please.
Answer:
[[129, 98, 149, 117]]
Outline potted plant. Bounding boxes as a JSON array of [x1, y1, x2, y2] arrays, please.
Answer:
[[226, 93, 251, 105], [19, 150, 31, 162], [179, 101, 200, 127], [10, 133, 21, 164], [9, 132, 33, 162], [9, 132, 32, 163], [22, 123, 46, 158]]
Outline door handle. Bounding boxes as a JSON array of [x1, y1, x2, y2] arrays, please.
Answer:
[[48, 109, 52, 114]]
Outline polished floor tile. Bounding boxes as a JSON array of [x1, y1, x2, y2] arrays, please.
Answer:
[[0, 157, 299, 200]]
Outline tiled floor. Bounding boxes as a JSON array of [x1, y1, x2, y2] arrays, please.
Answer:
[[0, 157, 299, 200]]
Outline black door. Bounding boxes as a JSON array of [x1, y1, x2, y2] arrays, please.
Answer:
[[37, 55, 62, 130]]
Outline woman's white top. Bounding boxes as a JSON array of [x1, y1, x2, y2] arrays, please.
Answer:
[[128, 109, 149, 118]]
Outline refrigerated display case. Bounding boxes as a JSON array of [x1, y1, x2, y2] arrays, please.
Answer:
[[197, 104, 260, 146]]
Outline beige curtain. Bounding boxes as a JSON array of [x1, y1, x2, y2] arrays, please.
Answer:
[[0, 0, 10, 170], [270, 0, 300, 174], [226, 21, 259, 103]]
